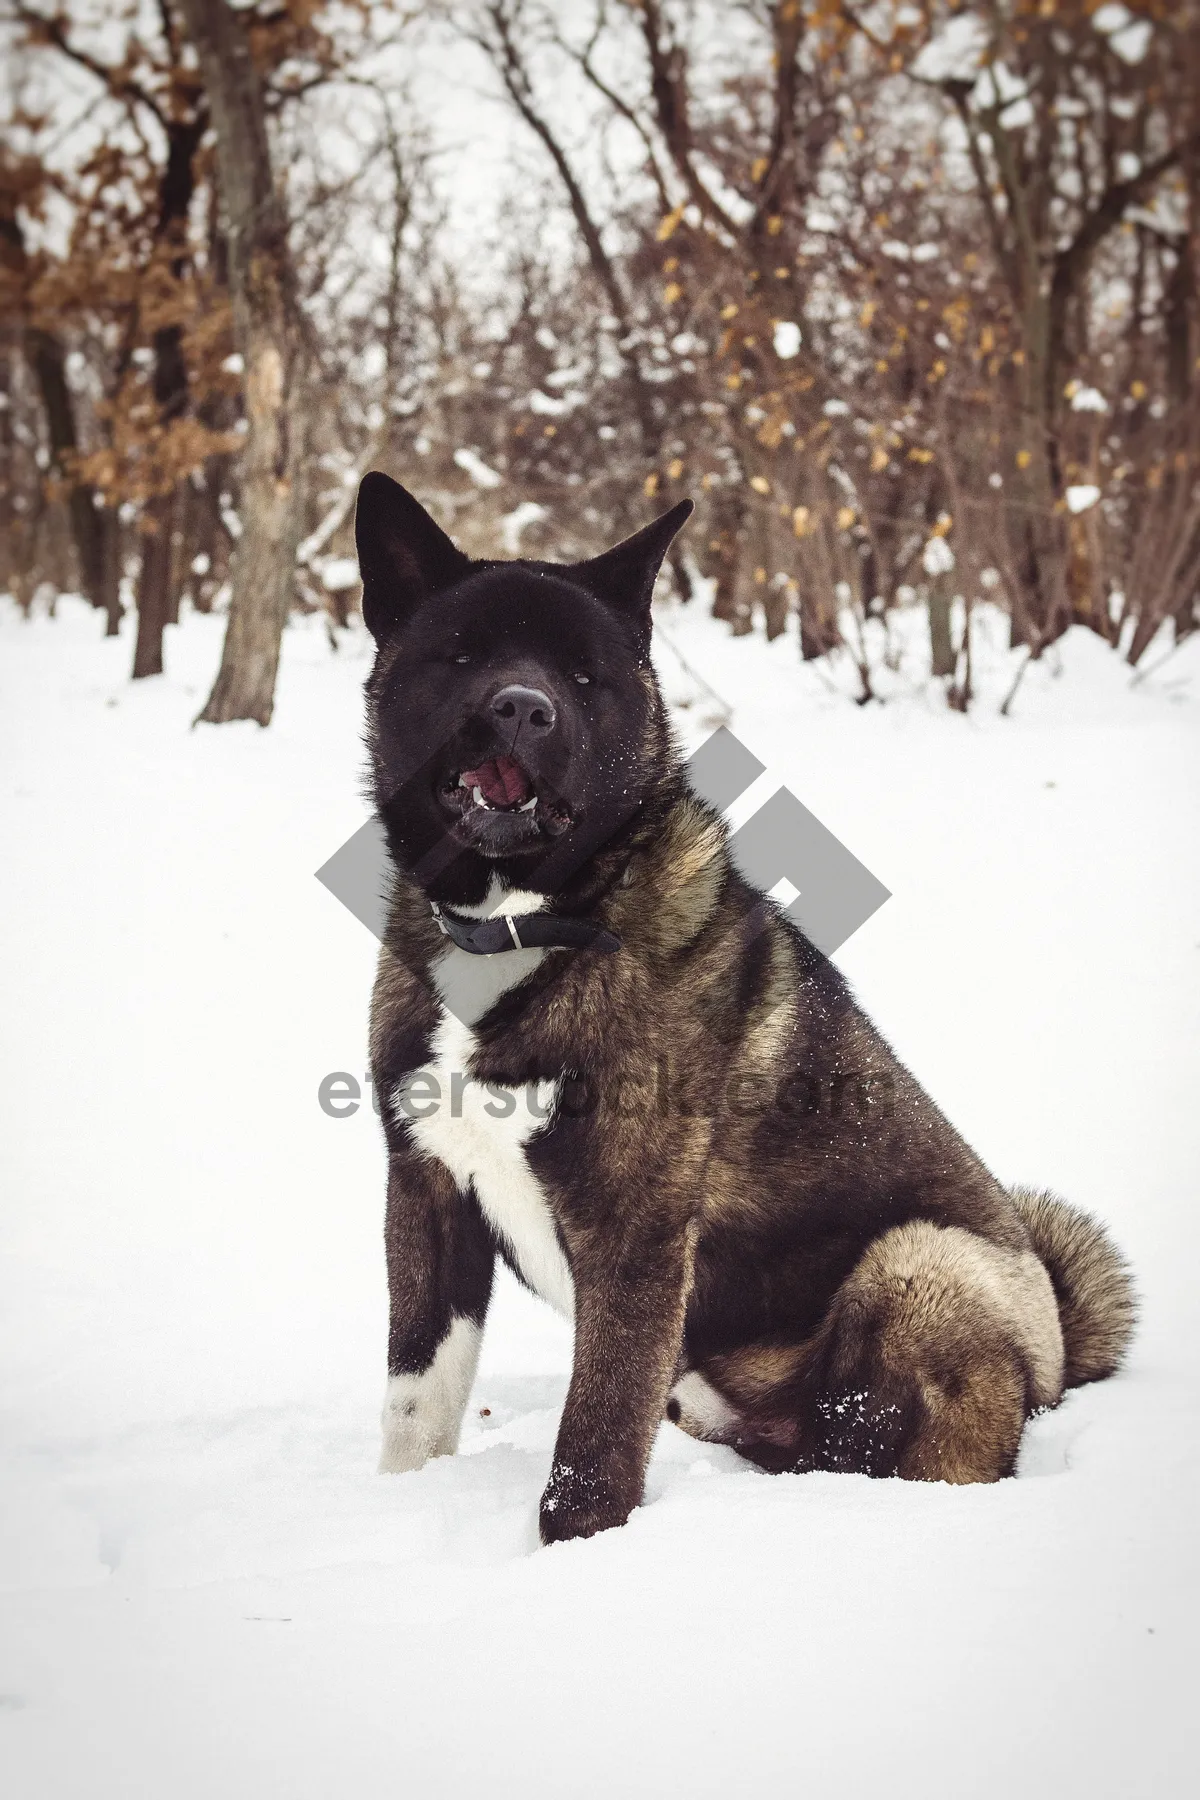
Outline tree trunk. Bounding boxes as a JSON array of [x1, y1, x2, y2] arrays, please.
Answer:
[[702, 494, 743, 624], [711, 563, 739, 623], [26, 325, 120, 626], [728, 509, 770, 637], [178, 0, 311, 727], [666, 547, 693, 603], [0, 182, 121, 627], [132, 111, 207, 677], [928, 576, 955, 678], [132, 490, 173, 678], [798, 589, 836, 661]]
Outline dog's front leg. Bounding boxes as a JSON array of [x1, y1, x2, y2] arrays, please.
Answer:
[[379, 1146, 495, 1474], [540, 1224, 694, 1544]]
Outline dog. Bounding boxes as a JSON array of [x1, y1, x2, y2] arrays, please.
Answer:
[[355, 470, 1135, 1545]]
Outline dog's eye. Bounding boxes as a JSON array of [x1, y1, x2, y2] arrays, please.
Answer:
[[452, 654, 471, 665], [573, 673, 591, 686]]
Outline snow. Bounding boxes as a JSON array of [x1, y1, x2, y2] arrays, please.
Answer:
[[1110, 23, 1153, 65], [2, 590, 1199, 1797], [998, 97, 1034, 132], [499, 501, 548, 554], [1094, 8, 1154, 65], [911, 13, 988, 84], [319, 557, 361, 592], [1066, 484, 1102, 513], [452, 447, 504, 489], [971, 60, 1029, 115], [528, 389, 572, 417], [772, 320, 802, 359]]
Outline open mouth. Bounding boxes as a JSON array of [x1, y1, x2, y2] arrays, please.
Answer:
[[460, 753, 537, 812], [438, 753, 572, 841]]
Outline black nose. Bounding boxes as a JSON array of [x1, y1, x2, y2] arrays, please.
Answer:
[[490, 684, 557, 736]]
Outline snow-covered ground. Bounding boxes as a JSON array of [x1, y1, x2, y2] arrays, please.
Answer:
[[2, 592, 1198, 1798]]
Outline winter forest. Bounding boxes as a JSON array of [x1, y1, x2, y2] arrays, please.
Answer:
[[3, 7, 1199, 1798], [3, 0, 1197, 717]]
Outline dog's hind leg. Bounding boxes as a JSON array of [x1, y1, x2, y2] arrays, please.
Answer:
[[378, 1149, 495, 1474], [707, 1220, 1065, 1483]]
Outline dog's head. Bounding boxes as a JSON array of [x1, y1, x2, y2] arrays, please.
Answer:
[[357, 473, 692, 898]]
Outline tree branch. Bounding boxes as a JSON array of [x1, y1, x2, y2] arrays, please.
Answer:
[[636, 0, 739, 236], [558, 4, 673, 216], [14, 3, 168, 130], [475, 1, 632, 332]]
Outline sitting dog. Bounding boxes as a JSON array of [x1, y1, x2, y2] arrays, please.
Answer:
[[356, 471, 1135, 1544]]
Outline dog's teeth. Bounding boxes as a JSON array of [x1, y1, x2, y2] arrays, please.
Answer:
[[519, 796, 538, 813], [457, 774, 468, 789], [471, 785, 489, 808]]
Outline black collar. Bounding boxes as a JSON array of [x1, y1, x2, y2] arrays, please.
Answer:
[[430, 900, 622, 958]]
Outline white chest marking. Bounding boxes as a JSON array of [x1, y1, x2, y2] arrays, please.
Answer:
[[400, 884, 575, 1318]]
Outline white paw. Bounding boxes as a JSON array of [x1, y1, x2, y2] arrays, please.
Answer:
[[377, 1318, 482, 1474]]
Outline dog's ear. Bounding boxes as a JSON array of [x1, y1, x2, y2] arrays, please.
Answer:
[[355, 472, 471, 641], [568, 499, 693, 647]]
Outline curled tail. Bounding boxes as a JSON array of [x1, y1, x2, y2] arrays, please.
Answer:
[[1011, 1187, 1136, 1389]]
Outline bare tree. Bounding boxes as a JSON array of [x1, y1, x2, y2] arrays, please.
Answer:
[[0, 149, 120, 630], [177, 0, 314, 726]]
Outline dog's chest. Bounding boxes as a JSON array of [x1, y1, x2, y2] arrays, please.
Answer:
[[401, 922, 574, 1317]]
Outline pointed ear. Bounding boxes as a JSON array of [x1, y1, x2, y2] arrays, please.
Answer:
[[355, 471, 472, 642], [568, 499, 693, 646]]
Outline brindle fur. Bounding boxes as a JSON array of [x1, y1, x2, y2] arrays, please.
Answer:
[[358, 473, 1136, 1545]]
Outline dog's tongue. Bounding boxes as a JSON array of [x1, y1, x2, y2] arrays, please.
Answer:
[[462, 754, 532, 808]]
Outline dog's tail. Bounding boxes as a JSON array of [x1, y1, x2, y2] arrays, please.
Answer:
[[1011, 1186, 1136, 1390]]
